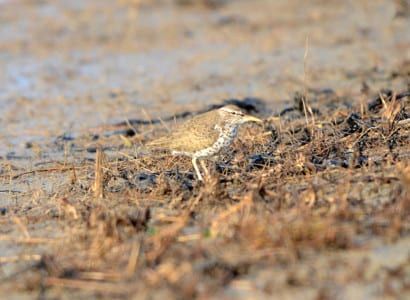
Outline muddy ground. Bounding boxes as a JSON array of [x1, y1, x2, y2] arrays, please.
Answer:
[[1, 0, 410, 299]]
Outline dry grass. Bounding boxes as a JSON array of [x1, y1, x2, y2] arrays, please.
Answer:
[[1, 89, 409, 298]]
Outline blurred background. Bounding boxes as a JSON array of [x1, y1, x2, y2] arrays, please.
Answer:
[[1, 0, 409, 155]]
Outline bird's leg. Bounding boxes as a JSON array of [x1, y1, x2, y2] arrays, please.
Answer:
[[199, 160, 210, 179], [192, 157, 203, 181]]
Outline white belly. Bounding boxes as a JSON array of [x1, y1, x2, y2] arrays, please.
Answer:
[[193, 125, 238, 158]]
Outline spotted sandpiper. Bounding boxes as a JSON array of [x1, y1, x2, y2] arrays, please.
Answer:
[[145, 105, 263, 181]]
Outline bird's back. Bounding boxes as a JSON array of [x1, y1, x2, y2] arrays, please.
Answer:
[[145, 110, 221, 154]]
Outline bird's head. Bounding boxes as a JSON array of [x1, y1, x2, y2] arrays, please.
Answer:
[[218, 105, 263, 124]]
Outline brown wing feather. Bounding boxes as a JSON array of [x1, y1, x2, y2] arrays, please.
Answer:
[[145, 110, 220, 153]]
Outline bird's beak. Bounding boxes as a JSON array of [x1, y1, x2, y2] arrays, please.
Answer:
[[244, 115, 263, 123]]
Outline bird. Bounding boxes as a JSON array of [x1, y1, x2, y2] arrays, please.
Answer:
[[145, 105, 263, 181]]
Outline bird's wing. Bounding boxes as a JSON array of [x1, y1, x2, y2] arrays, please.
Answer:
[[145, 111, 220, 153]]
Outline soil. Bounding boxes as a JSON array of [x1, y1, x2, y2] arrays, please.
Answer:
[[1, 0, 410, 299]]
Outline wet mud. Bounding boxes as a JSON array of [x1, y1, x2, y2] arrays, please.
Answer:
[[1, 0, 410, 299]]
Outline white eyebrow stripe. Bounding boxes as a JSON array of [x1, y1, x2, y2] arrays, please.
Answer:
[[221, 108, 244, 115]]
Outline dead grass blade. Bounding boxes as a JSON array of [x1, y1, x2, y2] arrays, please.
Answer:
[[0, 254, 42, 263], [78, 241, 140, 281], [7, 166, 79, 180], [57, 198, 79, 220], [145, 214, 189, 263], [210, 191, 254, 237], [11, 215, 30, 239], [0, 235, 59, 244], [45, 277, 129, 294], [93, 147, 104, 199]]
